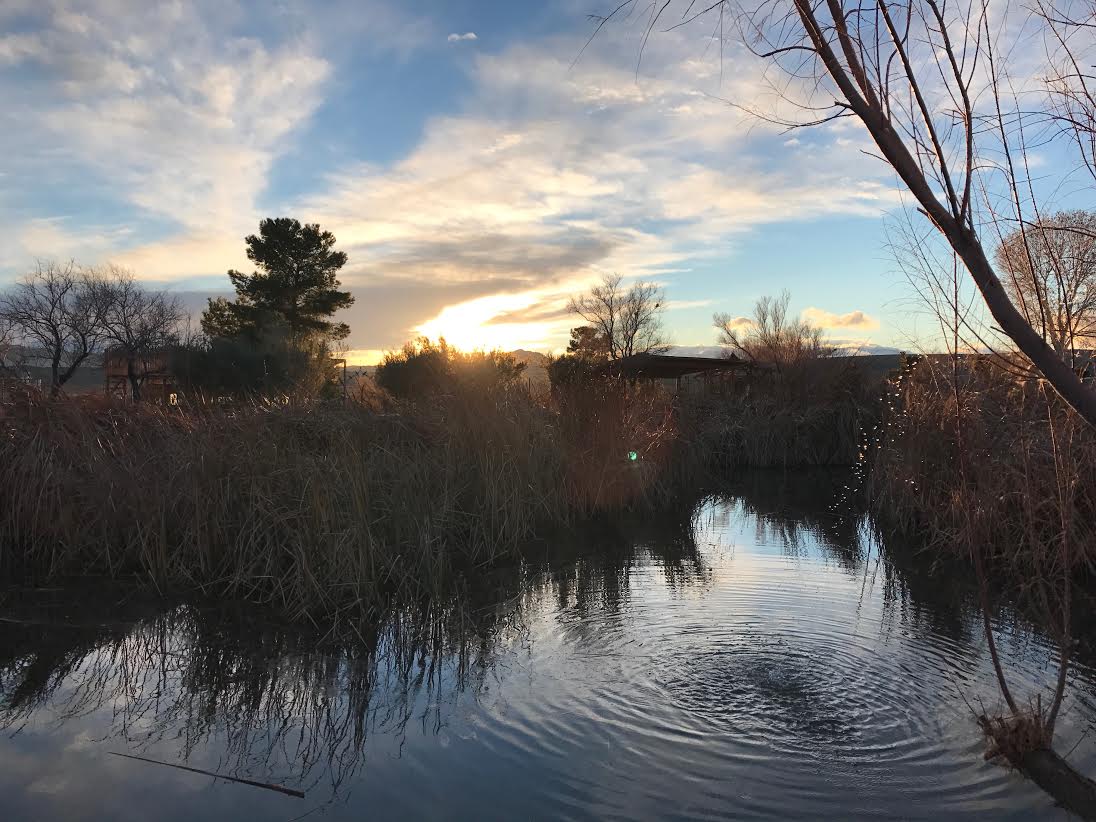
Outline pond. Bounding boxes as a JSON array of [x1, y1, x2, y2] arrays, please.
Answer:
[[2, 470, 1095, 820]]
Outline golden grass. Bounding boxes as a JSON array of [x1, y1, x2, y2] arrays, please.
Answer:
[[0, 378, 695, 621]]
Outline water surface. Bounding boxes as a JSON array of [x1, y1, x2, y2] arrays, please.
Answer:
[[2, 471, 1094, 820]]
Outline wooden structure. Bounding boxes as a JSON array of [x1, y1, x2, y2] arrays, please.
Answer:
[[599, 353, 764, 392], [104, 348, 178, 404]]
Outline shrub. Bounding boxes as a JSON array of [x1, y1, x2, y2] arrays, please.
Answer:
[[170, 330, 342, 400], [546, 353, 602, 388], [374, 337, 526, 400], [679, 358, 882, 467]]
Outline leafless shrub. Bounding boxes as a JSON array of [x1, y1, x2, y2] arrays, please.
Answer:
[[96, 265, 184, 402], [0, 315, 19, 376], [714, 290, 830, 369]]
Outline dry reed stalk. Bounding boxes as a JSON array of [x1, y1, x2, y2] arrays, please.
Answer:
[[0, 379, 704, 620]]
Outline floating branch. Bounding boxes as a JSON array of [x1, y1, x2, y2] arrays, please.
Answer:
[[107, 751, 305, 799]]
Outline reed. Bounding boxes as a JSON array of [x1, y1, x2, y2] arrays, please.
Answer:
[[677, 359, 879, 468], [0, 376, 701, 620], [870, 356, 1096, 577], [870, 353, 1096, 763]]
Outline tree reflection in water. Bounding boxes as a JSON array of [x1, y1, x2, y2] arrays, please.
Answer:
[[0, 498, 713, 801], [3, 470, 1092, 814]]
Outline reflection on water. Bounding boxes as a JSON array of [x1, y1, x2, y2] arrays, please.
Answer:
[[2, 470, 1095, 820]]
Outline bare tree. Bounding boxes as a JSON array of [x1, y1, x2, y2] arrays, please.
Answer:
[[1040, 1, 1096, 185], [0, 261, 109, 395], [0, 314, 18, 376], [589, 1, 1096, 796], [589, 0, 1096, 426], [99, 266, 183, 402], [995, 211, 1096, 365], [568, 273, 669, 359], [715, 291, 830, 368]]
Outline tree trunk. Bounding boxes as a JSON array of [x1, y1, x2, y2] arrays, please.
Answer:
[[951, 234, 1096, 425], [127, 356, 141, 403], [1020, 749, 1096, 820], [793, 0, 1096, 427]]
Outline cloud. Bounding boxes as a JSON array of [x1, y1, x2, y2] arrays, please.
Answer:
[[415, 291, 567, 352], [0, 32, 46, 64], [720, 316, 755, 329], [0, 217, 134, 271], [0, 6, 899, 353], [801, 307, 880, 331], [0, 0, 431, 279], [447, 32, 477, 43], [296, 31, 897, 350], [665, 299, 713, 310], [0, 0, 333, 282]]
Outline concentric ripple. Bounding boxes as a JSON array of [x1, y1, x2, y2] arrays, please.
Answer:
[[4, 489, 1096, 821], [421, 498, 1096, 820]]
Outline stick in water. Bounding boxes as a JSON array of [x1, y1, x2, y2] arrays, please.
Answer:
[[108, 751, 305, 799]]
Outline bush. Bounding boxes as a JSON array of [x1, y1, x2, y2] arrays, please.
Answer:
[[546, 354, 602, 388], [170, 329, 342, 400], [679, 357, 882, 467], [375, 337, 526, 400]]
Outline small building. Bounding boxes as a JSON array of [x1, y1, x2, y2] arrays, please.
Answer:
[[599, 352, 765, 393], [104, 348, 178, 404]]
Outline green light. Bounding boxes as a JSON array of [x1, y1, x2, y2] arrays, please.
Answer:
[[628, 450, 638, 461]]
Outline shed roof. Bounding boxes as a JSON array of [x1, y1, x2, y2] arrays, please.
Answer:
[[601, 352, 757, 379]]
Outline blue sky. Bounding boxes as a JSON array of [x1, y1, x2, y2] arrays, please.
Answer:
[[0, 0, 936, 363]]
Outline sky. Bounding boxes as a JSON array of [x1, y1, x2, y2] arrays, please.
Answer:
[[0, 0, 947, 364]]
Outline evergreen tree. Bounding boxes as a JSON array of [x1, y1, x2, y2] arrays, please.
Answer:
[[566, 325, 610, 360], [201, 218, 353, 344]]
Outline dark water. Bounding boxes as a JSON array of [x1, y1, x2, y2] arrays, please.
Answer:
[[3, 471, 1096, 820]]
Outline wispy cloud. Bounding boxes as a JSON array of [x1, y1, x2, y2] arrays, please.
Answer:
[[303, 32, 898, 350], [664, 299, 713, 310], [0, 5, 900, 354], [0, 0, 336, 276]]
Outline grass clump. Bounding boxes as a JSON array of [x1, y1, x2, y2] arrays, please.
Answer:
[[980, 705, 1053, 764], [0, 362, 698, 620], [678, 358, 880, 468]]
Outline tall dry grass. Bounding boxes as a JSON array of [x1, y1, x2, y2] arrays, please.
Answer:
[[870, 356, 1096, 578], [677, 358, 880, 468], [872, 356, 1096, 783], [0, 376, 701, 620]]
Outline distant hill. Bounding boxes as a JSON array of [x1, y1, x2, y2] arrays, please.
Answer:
[[509, 349, 550, 385], [668, 344, 903, 358]]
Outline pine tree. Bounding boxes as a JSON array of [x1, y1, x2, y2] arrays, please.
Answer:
[[201, 218, 353, 344]]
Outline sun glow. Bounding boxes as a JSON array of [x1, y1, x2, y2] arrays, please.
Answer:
[[343, 349, 387, 366], [414, 292, 565, 353]]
